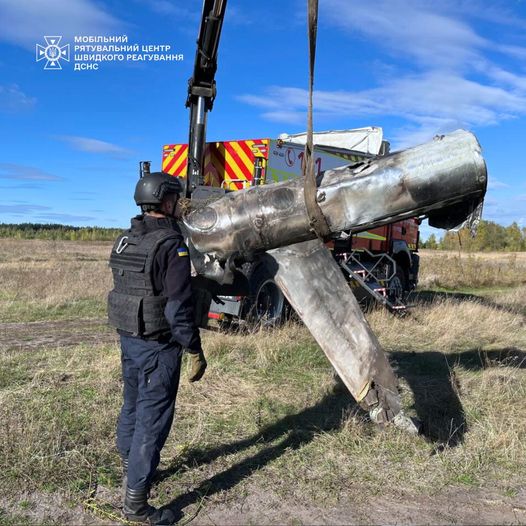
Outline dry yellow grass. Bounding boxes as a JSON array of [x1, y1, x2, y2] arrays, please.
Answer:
[[369, 286, 526, 352], [418, 249, 526, 289], [0, 239, 113, 322], [0, 240, 525, 524]]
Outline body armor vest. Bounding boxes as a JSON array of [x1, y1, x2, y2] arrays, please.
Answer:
[[108, 225, 181, 338]]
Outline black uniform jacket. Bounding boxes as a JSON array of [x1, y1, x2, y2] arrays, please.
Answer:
[[127, 214, 202, 353]]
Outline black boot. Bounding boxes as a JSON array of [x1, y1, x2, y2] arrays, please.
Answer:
[[123, 487, 177, 525], [123, 487, 153, 522]]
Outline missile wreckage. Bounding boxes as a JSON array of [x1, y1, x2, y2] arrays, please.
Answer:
[[155, 0, 488, 431], [183, 129, 487, 430], [185, 130, 485, 260]]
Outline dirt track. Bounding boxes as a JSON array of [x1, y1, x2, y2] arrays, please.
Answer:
[[1, 485, 525, 525], [0, 318, 117, 352]]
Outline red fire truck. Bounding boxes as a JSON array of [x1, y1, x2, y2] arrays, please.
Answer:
[[161, 127, 420, 326]]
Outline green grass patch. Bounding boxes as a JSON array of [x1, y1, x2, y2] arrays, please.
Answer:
[[0, 508, 33, 526], [0, 298, 106, 323]]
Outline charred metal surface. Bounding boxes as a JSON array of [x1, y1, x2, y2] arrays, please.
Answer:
[[184, 130, 487, 260]]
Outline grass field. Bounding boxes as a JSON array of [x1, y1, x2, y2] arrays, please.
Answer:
[[0, 241, 525, 525]]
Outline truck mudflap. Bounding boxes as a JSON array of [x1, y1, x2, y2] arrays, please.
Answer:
[[268, 238, 418, 431]]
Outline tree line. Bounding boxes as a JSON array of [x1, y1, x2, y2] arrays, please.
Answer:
[[421, 220, 526, 251], [1, 220, 524, 250], [0, 223, 122, 241]]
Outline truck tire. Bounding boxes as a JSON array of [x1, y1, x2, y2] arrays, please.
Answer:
[[388, 266, 407, 304], [243, 259, 288, 329]]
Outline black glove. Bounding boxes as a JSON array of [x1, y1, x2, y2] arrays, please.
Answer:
[[188, 350, 207, 382]]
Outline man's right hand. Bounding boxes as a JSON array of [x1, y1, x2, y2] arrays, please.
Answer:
[[188, 350, 207, 382]]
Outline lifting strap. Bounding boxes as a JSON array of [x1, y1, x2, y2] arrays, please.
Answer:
[[303, 0, 331, 239]]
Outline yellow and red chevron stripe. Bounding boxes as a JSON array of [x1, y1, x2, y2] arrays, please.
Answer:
[[162, 144, 188, 177], [162, 139, 269, 191]]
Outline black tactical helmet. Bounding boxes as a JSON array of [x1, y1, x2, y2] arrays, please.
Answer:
[[134, 172, 183, 208]]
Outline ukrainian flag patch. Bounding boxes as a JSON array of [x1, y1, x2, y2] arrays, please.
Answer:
[[177, 247, 189, 257]]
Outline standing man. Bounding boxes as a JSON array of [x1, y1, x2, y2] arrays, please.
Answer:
[[108, 172, 207, 524]]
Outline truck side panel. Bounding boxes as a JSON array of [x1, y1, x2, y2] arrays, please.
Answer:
[[266, 140, 368, 183], [350, 219, 419, 252]]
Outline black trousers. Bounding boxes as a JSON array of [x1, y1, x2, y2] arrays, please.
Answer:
[[116, 335, 183, 491]]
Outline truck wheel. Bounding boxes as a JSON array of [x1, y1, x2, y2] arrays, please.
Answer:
[[254, 278, 285, 326], [388, 266, 407, 304], [244, 261, 287, 329]]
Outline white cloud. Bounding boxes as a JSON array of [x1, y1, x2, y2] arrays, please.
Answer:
[[224, 6, 255, 26], [0, 84, 36, 113], [481, 192, 526, 227], [262, 110, 307, 125], [487, 177, 510, 190], [477, 63, 526, 91], [483, 198, 525, 227], [452, 0, 526, 31], [388, 123, 451, 150], [0, 163, 62, 181], [0, 0, 121, 49], [239, 1, 526, 148], [56, 135, 133, 158], [497, 44, 526, 61], [35, 212, 95, 222], [0, 203, 50, 214], [321, 0, 526, 67], [321, 0, 487, 69], [238, 71, 526, 148]]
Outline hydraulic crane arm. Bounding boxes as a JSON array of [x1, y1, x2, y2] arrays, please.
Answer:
[[185, 0, 227, 198]]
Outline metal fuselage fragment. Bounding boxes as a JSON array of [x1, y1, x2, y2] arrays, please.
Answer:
[[184, 130, 487, 261], [183, 129, 487, 425], [269, 238, 402, 424]]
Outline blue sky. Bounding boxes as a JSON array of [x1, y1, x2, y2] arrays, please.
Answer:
[[0, 0, 525, 235]]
